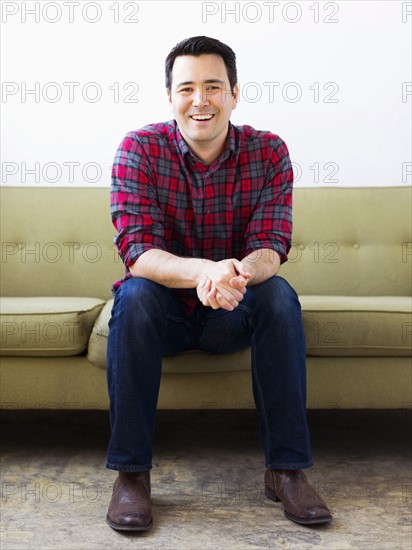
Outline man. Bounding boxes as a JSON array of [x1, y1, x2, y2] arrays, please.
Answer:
[[106, 36, 332, 531]]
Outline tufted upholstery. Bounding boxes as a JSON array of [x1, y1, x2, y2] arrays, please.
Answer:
[[1, 186, 410, 298], [1, 187, 123, 300]]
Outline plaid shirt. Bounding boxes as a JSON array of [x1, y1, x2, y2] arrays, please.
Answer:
[[111, 119, 293, 316]]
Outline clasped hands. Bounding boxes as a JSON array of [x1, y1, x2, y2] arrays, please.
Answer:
[[196, 258, 254, 311]]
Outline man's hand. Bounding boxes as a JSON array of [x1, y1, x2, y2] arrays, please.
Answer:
[[233, 259, 257, 285], [196, 259, 249, 311]]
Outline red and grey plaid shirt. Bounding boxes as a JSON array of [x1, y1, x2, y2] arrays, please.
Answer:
[[111, 119, 293, 316]]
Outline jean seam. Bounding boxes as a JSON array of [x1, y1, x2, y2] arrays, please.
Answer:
[[249, 308, 272, 464], [200, 303, 253, 323], [107, 295, 120, 462], [167, 313, 190, 325], [251, 351, 272, 462]]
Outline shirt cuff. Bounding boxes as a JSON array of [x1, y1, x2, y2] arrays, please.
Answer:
[[245, 240, 288, 264], [124, 243, 165, 268]]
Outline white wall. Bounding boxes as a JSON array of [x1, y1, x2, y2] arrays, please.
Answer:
[[1, 0, 411, 187]]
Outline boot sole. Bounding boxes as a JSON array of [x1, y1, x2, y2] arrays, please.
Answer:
[[106, 514, 153, 532], [265, 486, 332, 525]]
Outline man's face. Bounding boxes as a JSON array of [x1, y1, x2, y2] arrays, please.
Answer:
[[167, 54, 238, 160]]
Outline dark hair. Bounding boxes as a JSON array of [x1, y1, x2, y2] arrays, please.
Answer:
[[165, 36, 237, 94]]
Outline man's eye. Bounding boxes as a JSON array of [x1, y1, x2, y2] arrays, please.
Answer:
[[206, 85, 221, 92], [179, 88, 192, 93]]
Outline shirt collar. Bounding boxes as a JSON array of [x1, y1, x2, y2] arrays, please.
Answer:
[[174, 121, 237, 164]]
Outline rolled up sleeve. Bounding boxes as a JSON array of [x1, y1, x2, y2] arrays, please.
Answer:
[[244, 137, 293, 264], [110, 132, 166, 269]]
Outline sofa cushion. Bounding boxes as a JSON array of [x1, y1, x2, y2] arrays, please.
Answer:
[[87, 299, 112, 369], [87, 295, 412, 371], [1, 297, 105, 356], [87, 300, 252, 373], [301, 296, 412, 356]]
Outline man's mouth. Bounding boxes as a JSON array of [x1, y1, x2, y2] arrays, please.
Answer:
[[190, 114, 215, 121]]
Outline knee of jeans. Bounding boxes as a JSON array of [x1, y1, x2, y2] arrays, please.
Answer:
[[258, 276, 301, 317], [113, 278, 168, 316]]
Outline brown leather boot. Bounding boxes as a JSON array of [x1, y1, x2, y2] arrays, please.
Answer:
[[106, 471, 153, 531], [265, 469, 332, 525]]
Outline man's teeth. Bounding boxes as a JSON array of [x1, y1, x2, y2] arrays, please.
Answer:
[[191, 114, 214, 120]]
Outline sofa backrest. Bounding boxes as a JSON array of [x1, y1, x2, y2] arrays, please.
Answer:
[[1, 186, 411, 299], [281, 186, 411, 297]]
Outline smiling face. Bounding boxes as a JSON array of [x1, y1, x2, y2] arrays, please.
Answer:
[[167, 54, 238, 164]]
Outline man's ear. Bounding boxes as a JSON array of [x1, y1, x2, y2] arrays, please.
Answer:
[[167, 88, 173, 111], [232, 83, 239, 110]]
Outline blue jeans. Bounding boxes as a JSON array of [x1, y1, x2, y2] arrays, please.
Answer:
[[106, 275, 313, 472]]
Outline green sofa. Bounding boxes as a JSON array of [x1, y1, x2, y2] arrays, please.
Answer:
[[1, 186, 411, 410]]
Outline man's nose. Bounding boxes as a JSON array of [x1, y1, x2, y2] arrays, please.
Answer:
[[192, 88, 209, 107]]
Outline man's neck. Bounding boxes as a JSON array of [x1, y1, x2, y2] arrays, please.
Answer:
[[184, 132, 229, 166], [191, 147, 220, 165]]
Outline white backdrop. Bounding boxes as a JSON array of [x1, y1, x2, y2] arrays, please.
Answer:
[[1, 0, 411, 187]]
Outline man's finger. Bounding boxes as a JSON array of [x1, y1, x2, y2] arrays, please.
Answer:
[[206, 287, 220, 309], [208, 288, 234, 311], [235, 262, 253, 280], [216, 292, 235, 311], [229, 276, 248, 292], [216, 286, 241, 307]]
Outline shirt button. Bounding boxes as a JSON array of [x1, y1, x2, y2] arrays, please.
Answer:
[[206, 209, 211, 214]]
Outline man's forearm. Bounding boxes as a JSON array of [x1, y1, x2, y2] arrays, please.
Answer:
[[130, 247, 281, 288], [129, 249, 208, 288]]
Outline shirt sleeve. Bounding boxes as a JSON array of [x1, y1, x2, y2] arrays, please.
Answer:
[[110, 132, 166, 269], [244, 136, 293, 264]]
